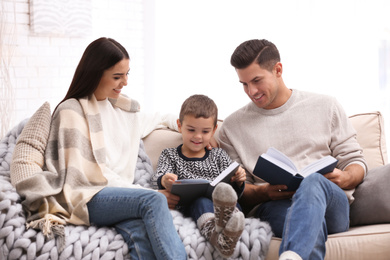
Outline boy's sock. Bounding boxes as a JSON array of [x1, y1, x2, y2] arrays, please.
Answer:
[[198, 212, 245, 258], [197, 213, 215, 240], [209, 211, 245, 258], [212, 182, 238, 232], [279, 250, 302, 260]]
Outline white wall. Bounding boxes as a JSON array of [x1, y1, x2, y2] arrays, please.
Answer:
[[151, 0, 390, 141], [0, 0, 147, 137], [1, 0, 390, 146]]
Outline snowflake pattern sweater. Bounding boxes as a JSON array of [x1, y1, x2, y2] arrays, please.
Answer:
[[151, 145, 243, 196]]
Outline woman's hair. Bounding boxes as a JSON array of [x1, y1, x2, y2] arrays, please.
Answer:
[[179, 94, 218, 127], [230, 39, 280, 71], [58, 37, 129, 105]]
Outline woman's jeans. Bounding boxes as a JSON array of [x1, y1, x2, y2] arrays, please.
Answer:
[[256, 173, 349, 260], [87, 187, 187, 260]]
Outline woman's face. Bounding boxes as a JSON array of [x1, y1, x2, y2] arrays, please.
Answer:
[[94, 59, 130, 101]]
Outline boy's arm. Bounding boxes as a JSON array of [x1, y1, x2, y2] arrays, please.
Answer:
[[151, 149, 175, 189], [152, 149, 181, 209]]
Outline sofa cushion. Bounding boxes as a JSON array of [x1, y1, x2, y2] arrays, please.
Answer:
[[348, 111, 390, 226], [266, 224, 390, 260], [10, 102, 51, 186], [144, 128, 182, 171], [349, 111, 388, 170], [350, 164, 390, 226]]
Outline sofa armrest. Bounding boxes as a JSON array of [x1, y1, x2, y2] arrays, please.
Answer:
[[349, 111, 388, 170]]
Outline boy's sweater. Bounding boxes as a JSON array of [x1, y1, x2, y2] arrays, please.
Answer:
[[152, 145, 233, 189]]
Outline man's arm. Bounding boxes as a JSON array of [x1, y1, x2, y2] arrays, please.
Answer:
[[239, 182, 295, 210]]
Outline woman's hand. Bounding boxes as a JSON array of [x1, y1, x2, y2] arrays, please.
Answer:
[[230, 166, 246, 187], [161, 173, 178, 192]]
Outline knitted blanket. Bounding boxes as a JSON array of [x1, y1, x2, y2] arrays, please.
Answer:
[[0, 120, 273, 260]]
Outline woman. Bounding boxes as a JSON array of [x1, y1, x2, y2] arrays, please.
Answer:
[[31, 37, 186, 259]]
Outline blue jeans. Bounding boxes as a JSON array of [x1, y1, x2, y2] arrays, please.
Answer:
[[256, 173, 349, 260], [87, 187, 187, 260]]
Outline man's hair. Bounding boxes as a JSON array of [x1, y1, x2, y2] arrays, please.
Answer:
[[179, 94, 218, 127], [230, 39, 280, 71]]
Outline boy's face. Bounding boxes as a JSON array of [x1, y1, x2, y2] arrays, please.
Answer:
[[177, 115, 217, 157]]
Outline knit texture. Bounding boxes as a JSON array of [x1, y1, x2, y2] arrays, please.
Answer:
[[151, 145, 233, 189], [10, 102, 51, 186], [0, 119, 273, 260]]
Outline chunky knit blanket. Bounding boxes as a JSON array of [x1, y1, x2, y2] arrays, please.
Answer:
[[0, 120, 273, 260]]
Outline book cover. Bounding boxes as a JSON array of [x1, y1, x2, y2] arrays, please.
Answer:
[[253, 147, 338, 191], [171, 161, 240, 205]]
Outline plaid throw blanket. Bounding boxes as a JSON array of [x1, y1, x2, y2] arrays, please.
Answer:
[[14, 95, 141, 245]]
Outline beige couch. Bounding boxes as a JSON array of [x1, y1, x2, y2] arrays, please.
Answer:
[[143, 111, 390, 260]]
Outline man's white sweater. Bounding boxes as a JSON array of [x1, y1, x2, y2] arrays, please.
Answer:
[[218, 89, 367, 184]]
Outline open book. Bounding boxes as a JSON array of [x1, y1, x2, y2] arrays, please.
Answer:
[[253, 147, 338, 191], [171, 161, 240, 205]]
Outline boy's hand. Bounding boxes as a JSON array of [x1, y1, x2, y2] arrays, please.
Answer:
[[230, 166, 246, 187], [162, 173, 178, 191], [158, 189, 180, 209]]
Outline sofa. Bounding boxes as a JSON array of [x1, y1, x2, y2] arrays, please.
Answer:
[[1, 107, 389, 259], [143, 111, 390, 260]]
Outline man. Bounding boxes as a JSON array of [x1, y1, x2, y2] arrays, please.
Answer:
[[218, 39, 367, 260]]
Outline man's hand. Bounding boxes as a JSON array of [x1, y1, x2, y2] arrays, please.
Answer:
[[161, 173, 178, 191], [158, 189, 180, 209], [240, 183, 294, 210], [264, 184, 295, 201], [323, 164, 365, 190]]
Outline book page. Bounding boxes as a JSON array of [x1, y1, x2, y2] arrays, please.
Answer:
[[261, 153, 297, 175], [300, 156, 337, 177], [266, 147, 298, 172], [210, 161, 239, 186]]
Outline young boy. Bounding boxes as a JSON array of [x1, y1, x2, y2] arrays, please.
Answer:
[[151, 94, 246, 258]]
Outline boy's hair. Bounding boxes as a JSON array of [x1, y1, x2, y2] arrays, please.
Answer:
[[179, 94, 218, 127], [230, 39, 280, 71]]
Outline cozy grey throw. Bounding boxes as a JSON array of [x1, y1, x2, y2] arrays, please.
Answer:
[[0, 119, 273, 260]]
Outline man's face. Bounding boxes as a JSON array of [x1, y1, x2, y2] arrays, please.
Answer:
[[236, 62, 282, 109]]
